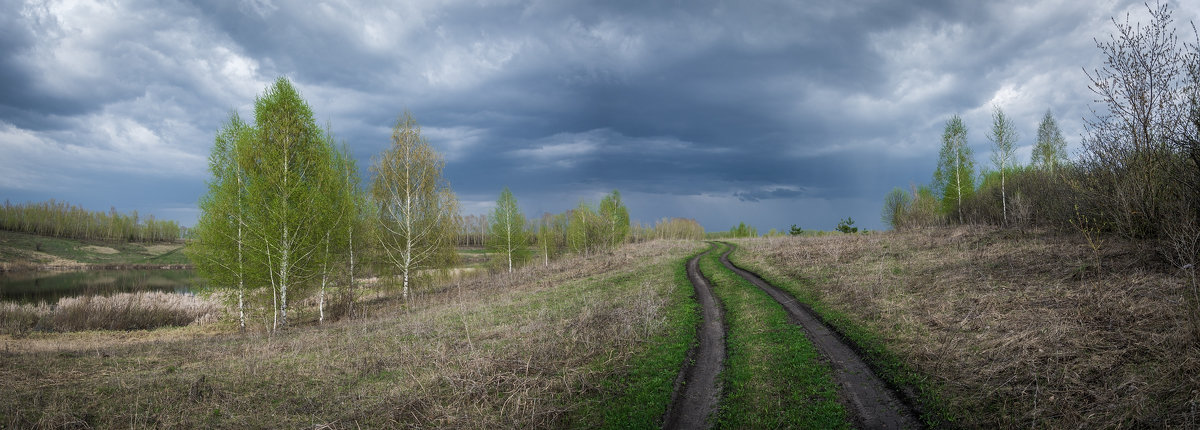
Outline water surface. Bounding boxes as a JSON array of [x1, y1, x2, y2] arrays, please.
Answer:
[[0, 269, 201, 304]]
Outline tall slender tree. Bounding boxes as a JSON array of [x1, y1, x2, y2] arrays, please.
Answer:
[[567, 201, 599, 256], [188, 112, 257, 331], [598, 190, 630, 248], [240, 78, 345, 329], [988, 106, 1019, 224], [934, 115, 975, 224], [371, 111, 459, 301], [487, 187, 531, 273], [1032, 109, 1068, 172], [190, 78, 350, 331]]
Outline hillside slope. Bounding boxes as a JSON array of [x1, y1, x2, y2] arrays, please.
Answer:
[[0, 230, 188, 270], [731, 226, 1198, 428]]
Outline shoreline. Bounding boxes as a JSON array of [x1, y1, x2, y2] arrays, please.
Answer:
[[0, 263, 194, 273]]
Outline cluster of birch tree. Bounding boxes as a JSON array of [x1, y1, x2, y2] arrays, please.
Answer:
[[882, 107, 1068, 230], [0, 199, 183, 242], [192, 77, 715, 330], [189, 78, 459, 331], [481, 188, 631, 273]]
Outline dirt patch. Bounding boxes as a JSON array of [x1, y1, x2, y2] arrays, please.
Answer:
[[719, 245, 921, 429], [664, 244, 724, 429], [142, 244, 181, 255], [81, 245, 119, 255]]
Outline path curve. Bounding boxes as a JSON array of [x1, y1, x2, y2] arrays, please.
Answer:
[[664, 244, 725, 430], [719, 244, 923, 430]]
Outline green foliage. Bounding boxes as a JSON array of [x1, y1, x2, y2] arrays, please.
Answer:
[[989, 105, 1019, 224], [567, 201, 602, 255], [835, 217, 858, 234], [487, 187, 531, 272], [789, 224, 804, 235], [189, 77, 358, 329], [1032, 110, 1068, 172], [0, 199, 183, 242], [647, 217, 705, 240], [933, 115, 975, 223], [371, 111, 460, 300], [598, 190, 631, 247]]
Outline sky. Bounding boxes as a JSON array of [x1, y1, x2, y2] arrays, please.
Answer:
[[2, 0, 1196, 232]]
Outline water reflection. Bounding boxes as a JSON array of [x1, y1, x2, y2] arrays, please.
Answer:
[[0, 270, 201, 304]]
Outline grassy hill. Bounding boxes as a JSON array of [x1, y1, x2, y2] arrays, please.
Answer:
[[0, 230, 189, 270]]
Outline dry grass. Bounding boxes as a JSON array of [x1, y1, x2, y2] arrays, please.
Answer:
[[0, 291, 220, 335], [81, 245, 119, 255], [0, 240, 702, 428], [731, 226, 1200, 428]]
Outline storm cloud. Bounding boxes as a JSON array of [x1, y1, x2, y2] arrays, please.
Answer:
[[2, 0, 1192, 231]]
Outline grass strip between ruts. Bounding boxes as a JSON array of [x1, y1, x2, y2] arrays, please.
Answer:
[[701, 242, 849, 428]]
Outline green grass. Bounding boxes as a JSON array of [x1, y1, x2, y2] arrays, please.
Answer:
[[0, 230, 189, 265], [580, 248, 704, 428], [724, 242, 950, 427], [700, 242, 848, 428]]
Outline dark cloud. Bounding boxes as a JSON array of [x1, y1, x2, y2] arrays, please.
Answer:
[[0, 0, 1177, 231]]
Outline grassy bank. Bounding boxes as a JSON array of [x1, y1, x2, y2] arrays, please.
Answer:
[[699, 242, 848, 428], [731, 226, 1200, 428], [1, 240, 702, 428], [0, 230, 188, 269]]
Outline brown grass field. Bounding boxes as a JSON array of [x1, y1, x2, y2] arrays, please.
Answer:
[[4, 226, 1199, 428], [1, 240, 702, 428], [731, 226, 1200, 428]]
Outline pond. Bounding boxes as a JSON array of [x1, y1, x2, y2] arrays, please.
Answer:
[[0, 269, 202, 304]]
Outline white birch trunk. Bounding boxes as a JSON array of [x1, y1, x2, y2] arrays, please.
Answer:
[[319, 232, 329, 323], [955, 147, 963, 224]]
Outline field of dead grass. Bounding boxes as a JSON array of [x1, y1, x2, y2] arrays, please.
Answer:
[[0, 240, 702, 428], [730, 226, 1200, 428]]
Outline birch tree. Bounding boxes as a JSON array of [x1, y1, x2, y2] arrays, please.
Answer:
[[933, 115, 975, 224], [316, 139, 362, 323], [240, 78, 343, 330], [567, 201, 599, 256], [371, 111, 459, 301], [988, 105, 1019, 225], [487, 187, 531, 273], [1032, 110, 1068, 172], [188, 112, 258, 331], [598, 189, 630, 248], [191, 78, 347, 331]]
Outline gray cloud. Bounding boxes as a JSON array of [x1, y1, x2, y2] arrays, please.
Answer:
[[0, 0, 1181, 231]]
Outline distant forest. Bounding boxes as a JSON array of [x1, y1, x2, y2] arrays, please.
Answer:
[[0, 199, 183, 243]]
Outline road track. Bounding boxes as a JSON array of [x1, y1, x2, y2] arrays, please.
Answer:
[[719, 244, 923, 429], [664, 244, 725, 429]]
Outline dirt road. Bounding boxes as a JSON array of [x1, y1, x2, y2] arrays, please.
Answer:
[[719, 244, 923, 429], [664, 245, 725, 429]]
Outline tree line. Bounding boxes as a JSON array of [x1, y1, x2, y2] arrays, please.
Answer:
[[188, 77, 706, 332], [0, 199, 183, 242], [882, 2, 1200, 279]]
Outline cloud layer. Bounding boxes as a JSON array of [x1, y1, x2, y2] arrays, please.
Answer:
[[2, 0, 1191, 231]]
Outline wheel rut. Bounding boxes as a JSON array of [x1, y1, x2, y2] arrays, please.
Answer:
[[718, 244, 923, 430], [664, 244, 725, 430]]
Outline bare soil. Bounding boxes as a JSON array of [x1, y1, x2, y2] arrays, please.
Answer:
[[665, 244, 725, 429]]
